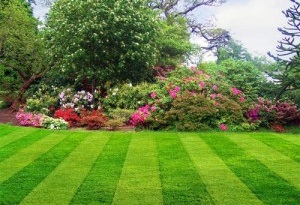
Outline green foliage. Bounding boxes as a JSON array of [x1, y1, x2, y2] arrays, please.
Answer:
[[41, 115, 69, 130], [156, 16, 193, 65], [25, 83, 60, 115], [103, 82, 157, 110], [0, 0, 47, 107], [165, 92, 217, 130], [107, 108, 133, 125], [202, 59, 268, 100], [268, 1, 300, 99], [216, 39, 252, 63], [44, 0, 159, 86]]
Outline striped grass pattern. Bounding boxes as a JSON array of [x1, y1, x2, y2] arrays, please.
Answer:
[[0, 124, 299, 205]]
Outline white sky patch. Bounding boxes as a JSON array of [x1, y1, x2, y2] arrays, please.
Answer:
[[212, 0, 293, 57]]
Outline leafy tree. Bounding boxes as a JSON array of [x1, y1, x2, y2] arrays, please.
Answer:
[[149, 0, 229, 52], [156, 16, 193, 65], [44, 0, 159, 88], [268, 0, 300, 99], [0, 0, 47, 109], [216, 39, 253, 63]]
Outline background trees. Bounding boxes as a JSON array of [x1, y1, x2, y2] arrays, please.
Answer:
[[269, 0, 300, 101], [0, 0, 47, 108]]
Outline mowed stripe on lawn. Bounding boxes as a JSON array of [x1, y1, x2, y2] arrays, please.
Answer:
[[277, 134, 300, 147], [0, 131, 68, 183], [0, 132, 86, 205], [156, 133, 213, 205], [249, 133, 300, 163], [70, 132, 132, 205], [228, 134, 300, 189], [180, 133, 263, 205], [0, 127, 37, 149], [201, 133, 300, 205], [20, 132, 109, 205], [0, 129, 51, 163], [112, 133, 163, 205]]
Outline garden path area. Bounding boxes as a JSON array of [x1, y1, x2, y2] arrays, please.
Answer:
[[0, 108, 18, 125]]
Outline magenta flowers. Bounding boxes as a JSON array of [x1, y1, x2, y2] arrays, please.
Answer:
[[219, 124, 228, 131]]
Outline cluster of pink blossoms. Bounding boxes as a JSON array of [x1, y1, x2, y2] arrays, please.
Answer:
[[231, 87, 245, 103], [169, 86, 180, 99], [16, 110, 43, 127]]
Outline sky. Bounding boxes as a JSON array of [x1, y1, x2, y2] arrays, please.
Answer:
[[32, 0, 293, 61], [196, 0, 293, 59]]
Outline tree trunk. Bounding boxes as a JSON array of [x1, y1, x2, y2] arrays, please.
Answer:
[[10, 74, 43, 111]]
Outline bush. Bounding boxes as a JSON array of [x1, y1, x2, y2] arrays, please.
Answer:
[[58, 88, 101, 111], [15, 110, 43, 127], [54, 108, 80, 127], [107, 108, 134, 128], [247, 98, 299, 127], [25, 83, 59, 115], [42, 116, 69, 130], [80, 109, 108, 130], [103, 83, 157, 111], [165, 92, 218, 131]]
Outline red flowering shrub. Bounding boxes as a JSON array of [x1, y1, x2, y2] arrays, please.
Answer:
[[80, 109, 108, 130], [270, 123, 285, 132], [54, 108, 80, 127]]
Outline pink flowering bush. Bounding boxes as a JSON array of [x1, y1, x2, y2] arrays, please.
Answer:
[[247, 98, 299, 127], [129, 66, 254, 131], [219, 124, 228, 131], [130, 105, 151, 127], [16, 110, 43, 127]]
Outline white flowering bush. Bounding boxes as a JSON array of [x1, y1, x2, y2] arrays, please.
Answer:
[[58, 88, 100, 111], [41, 115, 69, 130]]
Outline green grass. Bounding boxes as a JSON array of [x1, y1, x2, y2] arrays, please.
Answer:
[[0, 125, 299, 205]]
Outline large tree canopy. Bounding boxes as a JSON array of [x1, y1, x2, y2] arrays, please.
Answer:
[[0, 0, 47, 108], [44, 0, 160, 87]]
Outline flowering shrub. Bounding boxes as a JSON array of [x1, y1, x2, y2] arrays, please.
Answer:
[[16, 110, 43, 127], [58, 88, 100, 111], [80, 109, 108, 130], [54, 108, 80, 127], [219, 124, 228, 131], [270, 123, 285, 133], [247, 98, 299, 127], [130, 105, 151, 127], [126, 65, 255, 131], [42, 116, 69, 130], [26, 84, 59, 115], [103, 83, 157, 110]]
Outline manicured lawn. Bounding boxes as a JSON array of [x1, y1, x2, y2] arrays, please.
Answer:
[[0, 124, 299, 204]]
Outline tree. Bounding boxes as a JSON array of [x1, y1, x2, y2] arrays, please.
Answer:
[[156, 16, 193, 65], [44, 0, 159, 88], [216, 39, 253, 64], [148, 0, 229, 52], [268, 0, 300, 99], [0, 0, 47, 109]]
